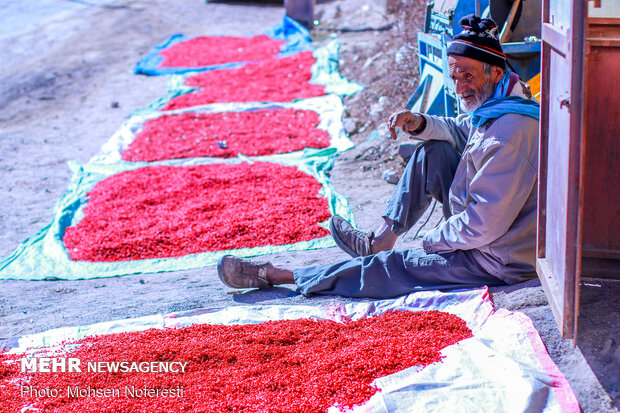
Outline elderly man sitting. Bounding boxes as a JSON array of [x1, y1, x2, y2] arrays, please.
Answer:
[[216, 15, 541, 298]]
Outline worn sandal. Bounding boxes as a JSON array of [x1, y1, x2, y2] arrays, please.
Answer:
[[217, 255, 272, 289], [329, 215, 373, 258]]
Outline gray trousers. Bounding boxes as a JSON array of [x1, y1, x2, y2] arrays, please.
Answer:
[[294, 141, 506, 298]]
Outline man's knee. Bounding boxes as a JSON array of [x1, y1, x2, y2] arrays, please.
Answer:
[[414, 140, 460, 180], [418, 140, 458, 164]]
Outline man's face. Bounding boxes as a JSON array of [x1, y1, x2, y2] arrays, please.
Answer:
[[448, 55, 503, 112]]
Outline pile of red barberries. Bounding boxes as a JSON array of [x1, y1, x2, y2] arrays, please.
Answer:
[[63, 162, 331, 262], [158, 35, 284, 68], [163, 52, 326, 110], [122, 108, 330, 162], [0, 310, 472, 412]]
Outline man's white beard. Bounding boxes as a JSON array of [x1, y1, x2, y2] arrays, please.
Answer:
[[458, 78, 495, 113]]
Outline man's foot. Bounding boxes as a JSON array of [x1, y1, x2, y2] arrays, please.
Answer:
[[329, 215, 373, 258], [217, 255, 272, 289]]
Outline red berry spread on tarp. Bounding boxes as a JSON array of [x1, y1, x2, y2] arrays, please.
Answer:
[[162, 52, 326, 110], [158, 35, 285, 68], [121, 108, 330, 162], [62, 162, 331, 262], [0, 310, 472, 412]]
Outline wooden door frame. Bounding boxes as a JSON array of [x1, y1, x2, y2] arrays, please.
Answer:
[[536, 0, 587, 339]]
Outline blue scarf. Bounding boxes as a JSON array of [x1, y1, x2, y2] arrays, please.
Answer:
[[469, 70, 540, 128]]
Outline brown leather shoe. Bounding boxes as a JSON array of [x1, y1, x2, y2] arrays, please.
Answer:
[[329, 215, 373, 258], [217, 255, 272, 289]]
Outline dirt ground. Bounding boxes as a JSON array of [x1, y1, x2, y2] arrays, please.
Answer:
[[0, 0, 618, 411]]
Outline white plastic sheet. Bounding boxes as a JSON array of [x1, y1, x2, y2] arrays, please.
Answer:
[[90, 94, 353, 165], [7, 288, 578, 413]]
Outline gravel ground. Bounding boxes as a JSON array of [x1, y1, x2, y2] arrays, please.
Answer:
[[0, 0, 617, 411]]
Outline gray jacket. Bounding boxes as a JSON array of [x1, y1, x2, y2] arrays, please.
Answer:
[[413, 112, 539, 284]]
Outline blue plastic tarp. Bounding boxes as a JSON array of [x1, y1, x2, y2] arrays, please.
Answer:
[[134, 15, 313, 76]]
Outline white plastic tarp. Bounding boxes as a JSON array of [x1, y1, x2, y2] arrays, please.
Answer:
[[90, 94, 353, 165], [7, 288, 579, 413]]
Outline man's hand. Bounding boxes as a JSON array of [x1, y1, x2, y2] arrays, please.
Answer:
[[387, 109, 424, 139]]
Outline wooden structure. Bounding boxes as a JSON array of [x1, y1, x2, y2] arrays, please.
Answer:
[[537, 0, 620, 339], [285, 0, 314, 30]]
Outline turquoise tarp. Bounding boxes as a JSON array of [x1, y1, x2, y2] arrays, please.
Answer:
[[0, 150, 354, 281]]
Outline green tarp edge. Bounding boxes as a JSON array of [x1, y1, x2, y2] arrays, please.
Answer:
[[0, 149, 355, 281], [142, 39, 363, 113]]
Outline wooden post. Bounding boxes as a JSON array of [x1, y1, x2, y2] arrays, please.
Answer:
[[285, 0, 315, 30]]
